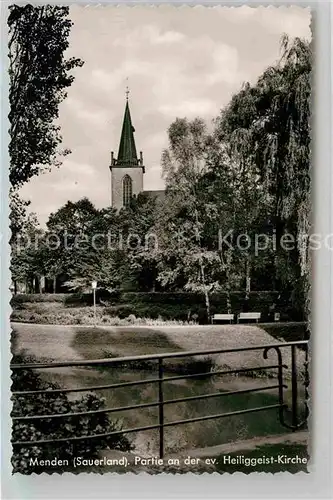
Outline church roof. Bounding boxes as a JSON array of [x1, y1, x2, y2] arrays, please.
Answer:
[[116, 100, 138, 166]]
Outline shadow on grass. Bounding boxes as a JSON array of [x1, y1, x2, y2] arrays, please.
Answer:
[[71, 327, 215, 375]]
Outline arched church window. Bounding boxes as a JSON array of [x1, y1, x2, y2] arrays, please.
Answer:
[[122, 175, 133, 207]]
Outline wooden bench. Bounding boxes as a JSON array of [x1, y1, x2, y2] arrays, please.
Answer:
[[237, 312, 261, 323], [211, 313, 234, 324]]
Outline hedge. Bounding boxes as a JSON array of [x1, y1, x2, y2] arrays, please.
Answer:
[[115, 291, 303, 323], [11, 290, 304, 323], [11, 293, 67, 305]]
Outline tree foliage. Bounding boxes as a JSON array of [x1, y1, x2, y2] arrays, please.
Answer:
[[11, 35, 311, 323], [156, 118, 222, 319], [8, 5, 84, 188], [215, 35, 311, 316]]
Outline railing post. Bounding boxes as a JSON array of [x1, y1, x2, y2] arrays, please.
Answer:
[[158, 358, 164, 459], [291, 344, 298, 429], [263, 345, 286, 426], [304, 342, 309, 417]]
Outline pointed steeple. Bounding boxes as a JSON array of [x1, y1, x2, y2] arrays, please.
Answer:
[[116, 99, 138, 166]]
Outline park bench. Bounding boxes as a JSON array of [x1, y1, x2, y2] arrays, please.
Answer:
[[237, 312, 261, 323], [211, 313, 234, 324]]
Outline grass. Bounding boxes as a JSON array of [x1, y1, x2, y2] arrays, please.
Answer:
[[71, 326, 214, 374], [161, 325, 307, 381], [262, 322, 309, 343], [11, 302, 308, 339], [68, 324, 307, 385], [12, 319, 307, 383], [12, 322, 308, 462], [214, 442, 308, 473], [11, 318, 307, 383], [11, 302, 193, 326]]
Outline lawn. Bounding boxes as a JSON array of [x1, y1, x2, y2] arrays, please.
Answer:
[[11, 299, 308, 343], [11, 322, 308, 463], [11, 322, 307, 387]]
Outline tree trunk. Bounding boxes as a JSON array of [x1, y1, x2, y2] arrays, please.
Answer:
[[272, 252, 278, 291], [245, 254, 251, 301], [225, 249, 232, 314], [203, 288, 210, 322], [53, 276, 57, 294], [193, 205, 210, 322], [199, 261, 210, 321]]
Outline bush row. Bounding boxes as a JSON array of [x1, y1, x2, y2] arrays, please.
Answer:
[[11, 293, 67, 304], [108, 291, 302, 323], [11, 290, 304, 323]]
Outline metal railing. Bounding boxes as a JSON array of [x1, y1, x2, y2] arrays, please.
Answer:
[[11, 340, 309, 458]]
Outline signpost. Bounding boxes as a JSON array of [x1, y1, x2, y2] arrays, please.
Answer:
[[274, 312, 281, 322], [92, 281, 97, 327]]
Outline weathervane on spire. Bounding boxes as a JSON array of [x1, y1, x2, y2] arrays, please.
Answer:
[[125, 77, 130, 101]]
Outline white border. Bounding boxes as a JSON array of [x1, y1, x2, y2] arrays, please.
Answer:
[[1, 2, 332, 499]]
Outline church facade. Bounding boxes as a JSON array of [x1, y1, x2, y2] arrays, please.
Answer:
[[109, 96, 164, 209]]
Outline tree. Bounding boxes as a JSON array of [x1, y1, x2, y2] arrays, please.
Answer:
[[46, 198, 103, 291], [10, 212, 46, 293], [44, 199, 128, 293], [117, 193, 161, 291], [157, 118, 221, 320], [9, 190, 31, 242], [216, 35, 311, 319], [201, 138, 267, 311], [8, 5, 84, 188]]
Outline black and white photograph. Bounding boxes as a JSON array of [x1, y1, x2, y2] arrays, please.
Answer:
[[8, 4, 312, 475]]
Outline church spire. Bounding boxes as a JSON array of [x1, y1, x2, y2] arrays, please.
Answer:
[[116, 94, 138, 166], [109, 91, 145, 209]]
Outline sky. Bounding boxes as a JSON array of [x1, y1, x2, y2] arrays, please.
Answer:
[[19, 5, 311, 226]]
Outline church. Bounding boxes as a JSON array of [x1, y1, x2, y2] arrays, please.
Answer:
[[12, 93, 166, 295], [109, 93, 165, 209]]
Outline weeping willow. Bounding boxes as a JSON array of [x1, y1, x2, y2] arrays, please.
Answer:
[[217, 35, 311, 322]]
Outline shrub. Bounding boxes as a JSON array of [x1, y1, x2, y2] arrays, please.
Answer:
[[11, 294, 67, 305], [64, 292, 93, 307], [118, 291, 302, 323], [11, 290, 303, 320], [104, 305, 134, 319], [11, 354, 133, 474], [63, 289, 121, 307]]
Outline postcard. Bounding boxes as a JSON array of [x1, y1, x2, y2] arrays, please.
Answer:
[[7, 4, 312, 478]]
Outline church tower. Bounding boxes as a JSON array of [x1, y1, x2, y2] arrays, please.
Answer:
[[110, 92, 145, 209]]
